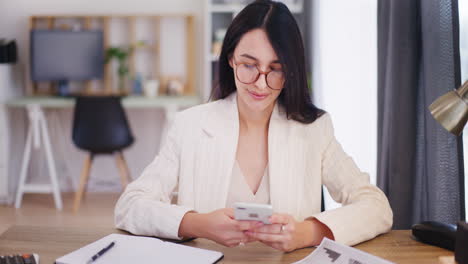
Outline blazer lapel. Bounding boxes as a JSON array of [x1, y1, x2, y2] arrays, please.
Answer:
[[268, 103, 293, 215], [199, 93, 239, 210]]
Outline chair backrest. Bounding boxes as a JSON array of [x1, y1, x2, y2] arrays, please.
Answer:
[[72, 96, 134, 154]]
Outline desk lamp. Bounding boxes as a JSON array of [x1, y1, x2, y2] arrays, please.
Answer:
[[411, 80, 468, 264], [429, 80, 468, 136]]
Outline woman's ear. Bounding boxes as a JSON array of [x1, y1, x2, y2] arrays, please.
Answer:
[[228, 56, 233, 68]]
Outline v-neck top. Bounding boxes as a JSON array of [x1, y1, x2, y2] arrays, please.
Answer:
[[225, 160, 270, 208]]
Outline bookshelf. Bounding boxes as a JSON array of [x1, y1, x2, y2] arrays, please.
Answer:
[[203, 0, 305, 101], [28, 14, 196, 97]]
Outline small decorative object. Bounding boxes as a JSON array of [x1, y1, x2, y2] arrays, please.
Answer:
[[166, 78, 184, 96], [132, 73, 143, 95], [212, 28, 227, 57], [105, 46, 133, 94], [143, 79, 159, 98]]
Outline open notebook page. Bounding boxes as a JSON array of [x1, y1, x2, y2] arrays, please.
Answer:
[[55, 233, 223, 264]]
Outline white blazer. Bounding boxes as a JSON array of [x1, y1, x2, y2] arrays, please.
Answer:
[[115, 92, 393, 246]]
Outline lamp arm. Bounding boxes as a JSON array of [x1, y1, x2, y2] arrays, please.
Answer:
[[456, 80, 468, 103]]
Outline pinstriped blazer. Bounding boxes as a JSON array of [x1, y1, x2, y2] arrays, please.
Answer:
[[114, 92, 393, 246]]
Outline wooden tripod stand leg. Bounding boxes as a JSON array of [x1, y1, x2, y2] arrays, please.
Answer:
[[116, 151, 131, 190], [73, 153, 93, 213]]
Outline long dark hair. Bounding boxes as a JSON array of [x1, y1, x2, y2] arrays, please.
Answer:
[[211, 0, 324, 124]]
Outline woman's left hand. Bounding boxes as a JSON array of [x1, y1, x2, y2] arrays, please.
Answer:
[[244, 213, 303, 252]]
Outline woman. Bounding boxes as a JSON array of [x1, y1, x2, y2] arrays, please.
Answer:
[[115, 0, 393, 252]]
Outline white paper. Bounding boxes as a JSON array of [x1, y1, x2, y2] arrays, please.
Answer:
[[55, 234, 223, 264], [293, 238, 394, 264]]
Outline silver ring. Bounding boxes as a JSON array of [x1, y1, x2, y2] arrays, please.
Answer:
[[239, 241, 245, 246], [281, 224, 286, 232]]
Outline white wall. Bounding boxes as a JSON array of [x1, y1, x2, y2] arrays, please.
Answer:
[[0, 0, 204, 200], [0, 65, 23, 203], [311, 0, 378, 209]]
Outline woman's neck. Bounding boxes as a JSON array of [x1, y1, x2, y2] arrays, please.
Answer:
[[237, 97, 275, 132]]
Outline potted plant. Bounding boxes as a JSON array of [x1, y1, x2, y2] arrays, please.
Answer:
[[105, 46, 133, 94]]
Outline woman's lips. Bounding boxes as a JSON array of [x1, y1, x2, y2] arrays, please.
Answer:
[[248, 90, 268, 100]]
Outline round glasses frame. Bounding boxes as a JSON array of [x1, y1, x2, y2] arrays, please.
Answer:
[[232, 59, 284, 90]]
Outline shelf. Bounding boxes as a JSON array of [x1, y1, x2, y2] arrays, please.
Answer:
[[210, 2, 303, 14], [134, 45, 159, 52], [210, 4, 245, 13]]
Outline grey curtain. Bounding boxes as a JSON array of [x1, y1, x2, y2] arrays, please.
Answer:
[[377, 0, 465, 229]]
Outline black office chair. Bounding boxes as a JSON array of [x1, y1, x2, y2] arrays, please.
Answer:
[[72, 96, 134, 212]]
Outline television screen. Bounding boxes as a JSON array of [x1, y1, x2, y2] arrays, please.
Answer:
[[30, 30, 104, 82]]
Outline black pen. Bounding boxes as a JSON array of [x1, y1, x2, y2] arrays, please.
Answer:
[[86, 241, 116, 264]]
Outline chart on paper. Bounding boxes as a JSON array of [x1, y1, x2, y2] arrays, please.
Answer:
[[293, 238, 394, 264]]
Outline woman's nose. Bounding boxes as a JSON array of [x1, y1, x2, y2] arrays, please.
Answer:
[[254, 73, 269, 90]]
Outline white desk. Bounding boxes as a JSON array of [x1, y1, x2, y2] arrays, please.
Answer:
[[5, 95, 201, 108], [0, 95, 201, 208]]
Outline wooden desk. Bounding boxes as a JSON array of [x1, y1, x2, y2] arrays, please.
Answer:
[[0, 225, 453, 264]]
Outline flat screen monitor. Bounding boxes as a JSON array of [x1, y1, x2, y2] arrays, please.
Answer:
[[30, 30, 104, 82]]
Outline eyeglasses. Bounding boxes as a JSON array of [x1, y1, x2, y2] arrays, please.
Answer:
[[233, 59, 285, 90]]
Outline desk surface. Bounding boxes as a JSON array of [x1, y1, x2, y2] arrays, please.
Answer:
[[5, 95, 202, 108], [0, 225, 453, 264]]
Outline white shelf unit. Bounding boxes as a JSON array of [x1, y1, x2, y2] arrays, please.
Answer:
[[203, 0, 306, 101]]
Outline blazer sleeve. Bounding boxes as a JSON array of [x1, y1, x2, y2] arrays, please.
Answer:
[[312, 114, 393, 246], [114, 114, 193, 240]]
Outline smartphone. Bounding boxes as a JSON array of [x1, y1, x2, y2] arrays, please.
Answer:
[[234, 202, 273, 224]]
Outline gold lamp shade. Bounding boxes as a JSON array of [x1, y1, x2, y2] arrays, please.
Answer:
[[429, 81, 468, 136]]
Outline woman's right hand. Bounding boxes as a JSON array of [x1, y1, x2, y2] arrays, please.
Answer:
[[178, 208, 259, 247]]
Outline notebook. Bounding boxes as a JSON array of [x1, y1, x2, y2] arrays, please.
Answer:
[[55, 234, 223, 264]]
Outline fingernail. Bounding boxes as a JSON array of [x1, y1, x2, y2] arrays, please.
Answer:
[[256, 222, 264, 227]]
